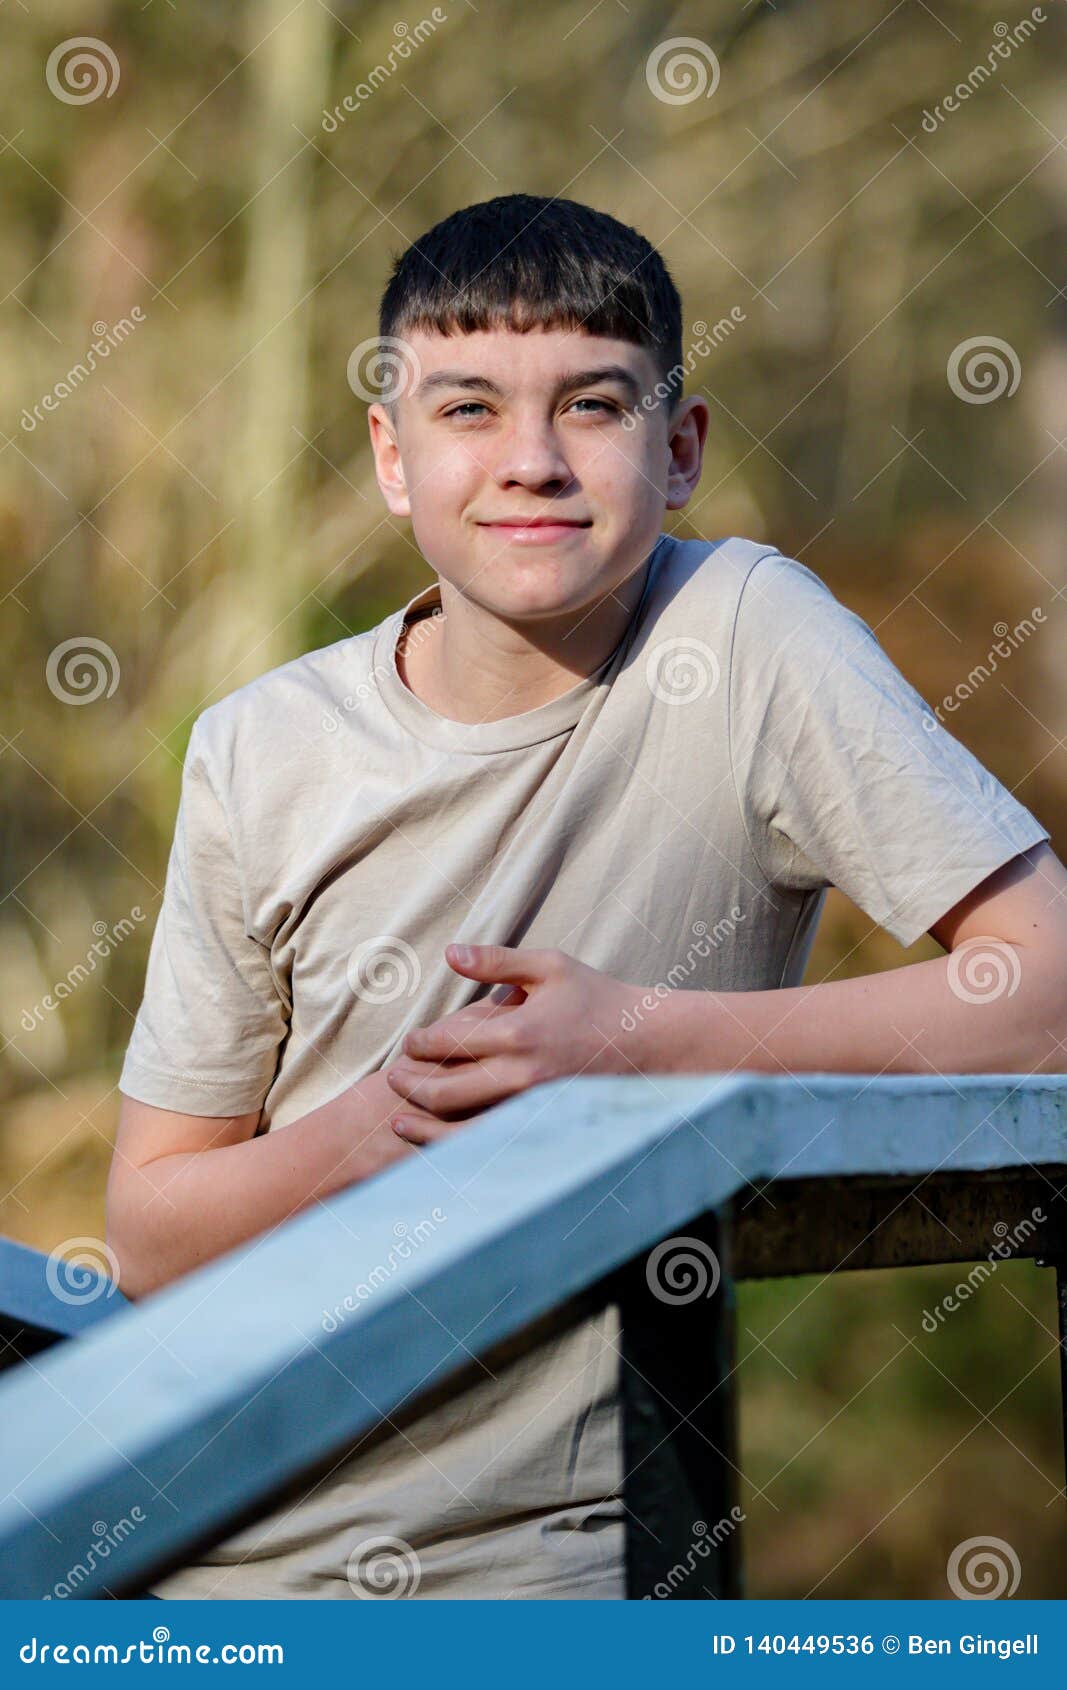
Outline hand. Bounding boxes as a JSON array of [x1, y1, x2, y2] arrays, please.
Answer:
[[385, 944, 638, 1141]]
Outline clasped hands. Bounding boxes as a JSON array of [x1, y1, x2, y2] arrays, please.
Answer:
[[384, 943, 638, 1145]]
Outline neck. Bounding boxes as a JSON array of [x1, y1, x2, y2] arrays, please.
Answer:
[[397, 559, 652, 725]]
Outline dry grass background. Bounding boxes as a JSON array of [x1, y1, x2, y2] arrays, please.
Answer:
[[1, 0, 1065, 1596]]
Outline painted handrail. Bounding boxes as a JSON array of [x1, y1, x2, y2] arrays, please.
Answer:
[[0, 1073, 1064, 1598]]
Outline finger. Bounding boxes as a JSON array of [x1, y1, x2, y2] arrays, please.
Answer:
[[402, 1010, 522, 1063], [444, 943, 562, 988], [392, 1114, 456, 1145], [386, 1056, 530, 1114], [400, 1001, 508, 1060], [393, 1116, 449, 1144]]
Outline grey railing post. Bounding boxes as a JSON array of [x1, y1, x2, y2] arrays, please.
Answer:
[[617, 1208, 741, 1599], [1056, 1263, 1067, 1508]]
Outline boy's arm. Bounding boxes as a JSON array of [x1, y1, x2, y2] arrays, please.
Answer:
[[107, 1072, 437, 1298], [620, 839, 1067, 1079], [383, 843, 1067, 1132]]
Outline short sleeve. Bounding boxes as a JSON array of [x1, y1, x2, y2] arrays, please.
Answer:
[[729, 554, 1051, 949], [119, 717, 289, 1114]]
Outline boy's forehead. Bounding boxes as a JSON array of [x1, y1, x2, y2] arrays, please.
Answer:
[[405, 324, 655, 385]]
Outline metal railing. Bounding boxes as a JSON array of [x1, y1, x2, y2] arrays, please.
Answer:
[[1, 1072, 1065, 1599]]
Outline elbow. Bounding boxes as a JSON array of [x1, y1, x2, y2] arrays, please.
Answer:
[[104, 1176, 167, 1303], [104, 1222, 152, 1303], [1004, 954, 1067, 1073], [948, 934, 1067, 1073]]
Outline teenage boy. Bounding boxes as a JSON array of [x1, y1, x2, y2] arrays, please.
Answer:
[[111, 193, 1066, 1599]]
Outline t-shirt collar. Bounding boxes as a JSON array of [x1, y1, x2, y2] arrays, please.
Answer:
[[373, 536, 669, 755]]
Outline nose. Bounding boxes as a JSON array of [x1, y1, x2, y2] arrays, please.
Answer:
[[489, 409, 574, 493]]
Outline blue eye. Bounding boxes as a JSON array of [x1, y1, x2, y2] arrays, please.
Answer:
[[442, 396, 618, 420]]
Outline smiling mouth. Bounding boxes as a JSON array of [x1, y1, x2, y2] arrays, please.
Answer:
[[478, 518, 592, 528]]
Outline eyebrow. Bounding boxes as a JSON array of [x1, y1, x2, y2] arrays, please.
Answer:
[[414, 364, 643, 405]]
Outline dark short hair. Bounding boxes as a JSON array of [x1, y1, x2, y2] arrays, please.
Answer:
[[378, 193, 685, 416]]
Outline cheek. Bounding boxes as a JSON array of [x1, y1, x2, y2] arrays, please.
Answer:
[[579, 429, 667, 510], [409, 442, 486, 533]]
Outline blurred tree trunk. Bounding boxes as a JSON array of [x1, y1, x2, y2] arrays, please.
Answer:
[[216, 0, 333, 685]]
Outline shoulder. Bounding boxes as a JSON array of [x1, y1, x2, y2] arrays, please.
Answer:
[[647, 534, 872, 659], [649, 533, 841, 621], [187, 624, 384, 789], [729, 547, 879, 671]]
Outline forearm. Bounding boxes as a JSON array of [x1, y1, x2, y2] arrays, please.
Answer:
[[112, 1073, 414, 1296], [624, 947, 1067, 1077]]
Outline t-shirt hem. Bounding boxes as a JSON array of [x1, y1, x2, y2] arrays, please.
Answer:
[[877, 812, 1051, 949], [118, 1061, 268, 1118]]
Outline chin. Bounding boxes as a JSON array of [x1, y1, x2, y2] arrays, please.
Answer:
[[479, 573, 598, 622]]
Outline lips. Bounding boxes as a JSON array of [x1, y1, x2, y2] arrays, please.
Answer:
[[476, 518, 592, 546], [478, 520, 591, 546]]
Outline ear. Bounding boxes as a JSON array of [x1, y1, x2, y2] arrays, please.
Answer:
[[665, 395, 710, 510], [368, 401, 411, 517]]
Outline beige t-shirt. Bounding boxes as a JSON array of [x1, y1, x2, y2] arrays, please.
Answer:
[[119, 533, 1049, 1599]]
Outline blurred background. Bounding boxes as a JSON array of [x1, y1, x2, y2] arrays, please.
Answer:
[[1, 0, 1065, 1596]]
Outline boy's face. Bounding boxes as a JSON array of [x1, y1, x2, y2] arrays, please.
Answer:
[[368, 325, 708, 624]]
